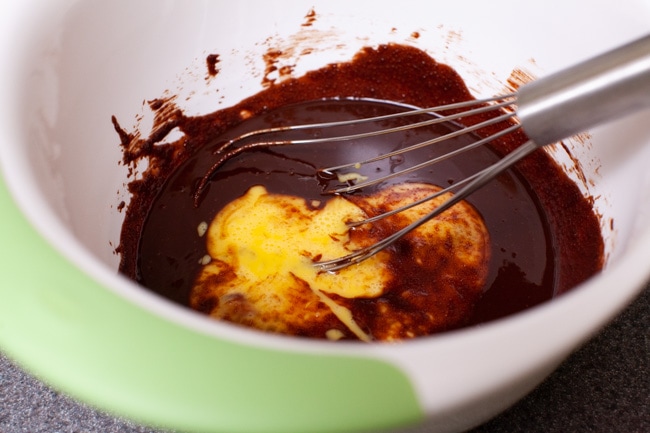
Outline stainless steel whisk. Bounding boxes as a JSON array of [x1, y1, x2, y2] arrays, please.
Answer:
[[197, 35, 650, 271]]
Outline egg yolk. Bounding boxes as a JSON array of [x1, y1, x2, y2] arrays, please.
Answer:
[[190, 183, 490, 341]]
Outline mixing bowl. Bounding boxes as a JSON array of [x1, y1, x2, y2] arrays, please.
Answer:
[[1, 1, 649, 432]]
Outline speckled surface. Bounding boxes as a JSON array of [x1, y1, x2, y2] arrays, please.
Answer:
[[1, 287, 648, 433], [0, 359, 167, 433]]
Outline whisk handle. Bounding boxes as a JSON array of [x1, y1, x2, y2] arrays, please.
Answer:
[[517, 34, 650, 146]]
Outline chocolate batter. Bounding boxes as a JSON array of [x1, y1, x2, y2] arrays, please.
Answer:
[[114, 44, 604, 339]]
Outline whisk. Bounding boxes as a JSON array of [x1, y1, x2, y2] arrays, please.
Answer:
[[196, 35, 650, 271]]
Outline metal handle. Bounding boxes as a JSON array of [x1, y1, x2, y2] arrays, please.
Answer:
[[516, 34, 650, 146]]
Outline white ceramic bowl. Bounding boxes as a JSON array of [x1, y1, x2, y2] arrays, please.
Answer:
[[1, 1, 649, 432]]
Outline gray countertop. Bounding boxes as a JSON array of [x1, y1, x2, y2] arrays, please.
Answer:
[[1, 287, 648, 433]]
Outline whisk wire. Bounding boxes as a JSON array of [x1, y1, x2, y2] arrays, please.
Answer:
[[325, 115, 520, 194], [193, 95, 518, 202], [226, 94, 517, 145], [315, 139, 539, 272], [319, 100, 516, 172]]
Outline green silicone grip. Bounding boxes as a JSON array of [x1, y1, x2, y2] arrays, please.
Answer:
[[0, 175, 422, 433]]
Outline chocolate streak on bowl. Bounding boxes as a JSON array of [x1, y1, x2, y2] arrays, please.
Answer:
[[114, 44, 604, 337], [206, 54, 220, 78]]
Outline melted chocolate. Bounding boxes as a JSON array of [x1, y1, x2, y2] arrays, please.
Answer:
[[115, 44, 604, 337]]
